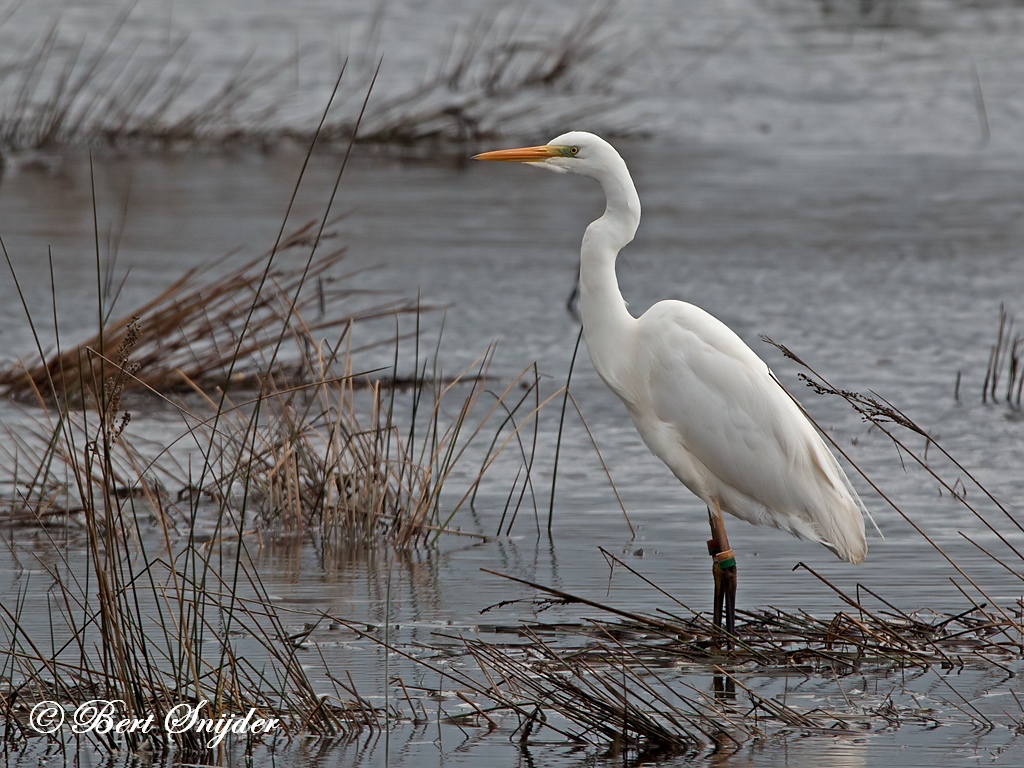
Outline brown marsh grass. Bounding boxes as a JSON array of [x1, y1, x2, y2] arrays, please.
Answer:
[[0, 221, 422, 403], [0, 1, 628, 153], [0, 69, 601, 757], [0, 208, 577, 757], [973, 303, 1024, 407]]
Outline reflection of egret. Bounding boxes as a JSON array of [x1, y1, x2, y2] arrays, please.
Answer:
[[475, 132, 873, 636], [565, 270, 581, 320]]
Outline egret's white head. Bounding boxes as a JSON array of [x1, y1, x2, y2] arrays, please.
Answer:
[[473, 131, 621, 178]]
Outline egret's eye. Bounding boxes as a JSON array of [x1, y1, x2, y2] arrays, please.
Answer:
[[569, 146, 580, 155]]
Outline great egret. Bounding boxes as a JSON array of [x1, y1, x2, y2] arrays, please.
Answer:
[[474, 131, 871, 637]]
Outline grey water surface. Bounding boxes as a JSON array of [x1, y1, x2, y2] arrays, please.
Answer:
[[2, 1, 1024, 766]]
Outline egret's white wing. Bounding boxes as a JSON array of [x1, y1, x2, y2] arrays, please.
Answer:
[[631, 300, 867, 563]]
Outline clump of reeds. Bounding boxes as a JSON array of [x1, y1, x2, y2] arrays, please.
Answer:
[[457, 581, 1020, 755], [974, 303, 1024, 406], [186, 340, 555, 545], [0, 1, 630, 153], [352, 1, 630, 144], [329, 553, 1021, 762], [0, 98, 579, 757], [0, 6, 288, 151], [0, 266, 374, 755], [0, 221, 560, 546], [492, 564, 1019, 665], [0, 221, 421, 404], [0, 269, 534, 757]]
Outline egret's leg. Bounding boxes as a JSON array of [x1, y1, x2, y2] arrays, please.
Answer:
[[710, 547, 725, 629], [719, 557, 737, 637], [706, 501, 738, 641]]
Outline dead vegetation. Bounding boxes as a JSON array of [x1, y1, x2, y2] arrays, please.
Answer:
[[0, 221, 421, 403], [0, 214, 561, 542], [325, 550, 1022, 761], [0, 218, 575, 758], [351, 2, 631, 144], [0, 5, 287, 151], [969, 303, 1024, 407], [0, 1, 630, 153], [477, 550, 1024, 671]]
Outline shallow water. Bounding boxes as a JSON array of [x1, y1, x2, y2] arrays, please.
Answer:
[[2, 1, 1024, 766], [3, 139, 1023, 766], [4, 0, 1024, 151]]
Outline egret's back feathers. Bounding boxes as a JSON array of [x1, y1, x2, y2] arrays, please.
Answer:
[[625, 301, 867, 563]]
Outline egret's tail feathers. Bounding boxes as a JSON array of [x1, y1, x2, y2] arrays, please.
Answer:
[[815, 447, 874, 564], [862, 495, 884, 541]]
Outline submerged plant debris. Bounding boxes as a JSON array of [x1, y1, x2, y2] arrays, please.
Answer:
[[321, 555, 1024, 762]]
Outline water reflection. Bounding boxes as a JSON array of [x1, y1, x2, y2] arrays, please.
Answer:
[[3, 141, 1024, 766]]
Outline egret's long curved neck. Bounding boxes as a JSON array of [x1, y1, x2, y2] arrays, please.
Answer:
[[579, 155, 641, 387]]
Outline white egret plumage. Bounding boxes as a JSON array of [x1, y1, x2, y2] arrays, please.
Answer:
[[474, 131, 871, 637]]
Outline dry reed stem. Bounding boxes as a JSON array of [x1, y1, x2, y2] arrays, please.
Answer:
[[0, 1, 630, 151], [763, 337, 1024, 644], [0, 221, 422, 402]]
